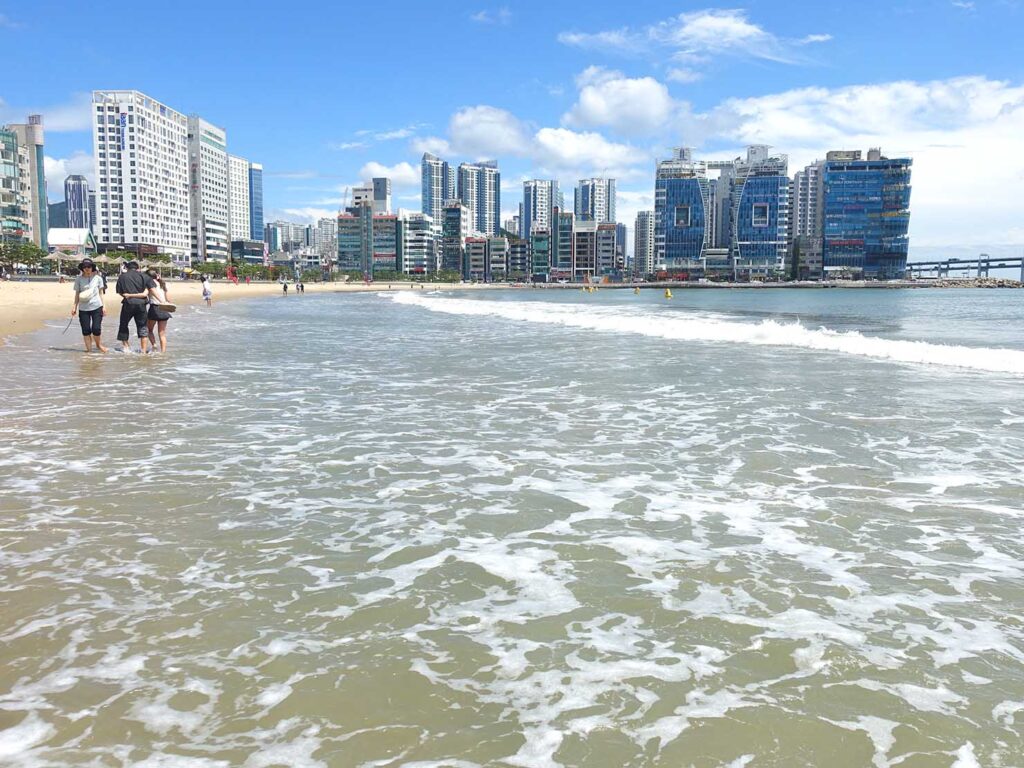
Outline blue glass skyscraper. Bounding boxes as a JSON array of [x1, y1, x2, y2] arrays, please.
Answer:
[[822, 150, 912, 279], [65, 175, 90, 229], [248, 163, 264, 241], [734, 173, 790, 276], [654, 148, 710, 272]]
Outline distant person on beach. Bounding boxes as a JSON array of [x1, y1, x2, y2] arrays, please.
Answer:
[[280, 276, 288, 294], [146, 269, 172, 353], [99, 270, 108, 294], [70, 258, 108, 353], [201, 275, 213, 307], [115, 260, 154, 353]]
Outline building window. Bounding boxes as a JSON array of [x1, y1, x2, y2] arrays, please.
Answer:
[[674, 205, 691, 228], [752, 203, 770, 227]]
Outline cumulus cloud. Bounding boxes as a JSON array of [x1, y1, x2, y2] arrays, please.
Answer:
[[410, 136, 451, 156], [558, 8, 830, 70], [564, 67, 675, 136], [533, 128, 646, 179], [359, 161, 419, 188], [449, 105, 531, 158], [44, 152, 94, 200]]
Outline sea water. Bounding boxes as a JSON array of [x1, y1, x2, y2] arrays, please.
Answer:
[[0, 287, 1022, 767]]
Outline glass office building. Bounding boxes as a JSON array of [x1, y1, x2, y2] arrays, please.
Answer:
[[657, 176, 710, 269], [822, 154, 912, 279], [734, 173, 790, 277], [248, 163, 264, 241]]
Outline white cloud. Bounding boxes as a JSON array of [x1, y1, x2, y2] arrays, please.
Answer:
[[0, 92, 92, 132], [44, 152, 94, 200], [558, 9, 829, 70], [951, 0, 975, 9], [329, 141, 369, 151], [359, 161, 419, 188], [797, 33, 833, 44], [666, 67, 702, 84], [470, 7, 511, 24], [411, 136, 451, 156], [533, 128, 646, 179], [564, 67, 675, 136], [449, 105, 531, 158]]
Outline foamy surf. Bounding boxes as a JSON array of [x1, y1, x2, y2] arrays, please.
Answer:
[[390, 292, 1024, 374]]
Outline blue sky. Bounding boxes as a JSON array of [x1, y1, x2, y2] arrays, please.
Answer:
[[3, 0, 1024, 257]]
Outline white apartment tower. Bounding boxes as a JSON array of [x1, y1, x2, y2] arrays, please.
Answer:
[[187, 116, 230, 263], [792, 159, 825, 238], [92, 91, 190, 260], [575, 178, 616, 223], [227, 154, 252, 241], [521, 179, 561, 239], [634, 210, 655, 277], [421, 152, 455, 227]]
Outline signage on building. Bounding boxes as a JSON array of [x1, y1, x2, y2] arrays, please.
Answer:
[[119, 113, 127, 150]]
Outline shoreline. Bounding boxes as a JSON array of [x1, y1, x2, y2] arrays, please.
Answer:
[[1, 276, 1020, 348], [0, 279, 496, 348]]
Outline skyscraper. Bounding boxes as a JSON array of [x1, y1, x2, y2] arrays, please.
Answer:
[[92, 91, 191, 261], [227, 155, 252, 241], [521, 180, 561, 239], [187, 116, 230, 263], [791, 160, 825, 239], [441, 200, 471, 273], [249, 163, 264, 241], [0, 127, 32, 243], [822, 148, 912, 279], [65, 175, 90, 230], [396, 211, 436, 275], [729, 146, 790, 279], [421, 153, 455, 227], [634, 211, 655, 277], [7, 115, 47, 249], [574, 178, 616, 224], [654, 147, 711, 272], [458, 161, 500, 236]]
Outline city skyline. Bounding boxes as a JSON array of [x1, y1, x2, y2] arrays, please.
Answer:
[[3, 2, 1023, 260]]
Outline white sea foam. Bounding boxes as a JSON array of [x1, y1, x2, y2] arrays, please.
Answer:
[[390, 292, 1024, 374]]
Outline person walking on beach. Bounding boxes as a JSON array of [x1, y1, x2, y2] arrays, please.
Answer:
[[70, 258, 108, 353], [201, 274, 213, 307], [115, 260, 154, 353], [146, 269, 173, 353], [280, 275, 288, 294]]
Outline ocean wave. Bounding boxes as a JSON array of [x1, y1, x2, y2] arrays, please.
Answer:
[[390, 292, 1024, 375]]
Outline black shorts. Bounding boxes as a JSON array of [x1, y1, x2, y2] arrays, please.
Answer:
[[147, 304, 171, 322], [78, 307, 103, 336], [117, 302, 148, 340]]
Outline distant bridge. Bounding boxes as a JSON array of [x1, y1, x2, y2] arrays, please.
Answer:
[[907, 254, 1024, 280]]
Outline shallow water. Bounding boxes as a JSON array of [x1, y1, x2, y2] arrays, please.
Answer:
[[1, 288, 1023, 767]]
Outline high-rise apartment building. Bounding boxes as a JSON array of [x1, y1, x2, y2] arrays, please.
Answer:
[[187, 116, 230, 263], [0, 128, 32, 243], [458, 161, 500, 236], [92, 91, 190, 261], [317, 216, 338, 266], [822, 148, 912, 279], [574, 178, 616, 224], [396, 211, 436, 275], [249, 163, 263, 241], [521, 180, 561, 239], [421, 152, 456, 226], [654, 147, 711, 272], [227, 155, 252, 241], [7, 115, 47, 249], [633, 210, 655, 277], [65, 175, 90, 230], [791, 160, 825, 239]]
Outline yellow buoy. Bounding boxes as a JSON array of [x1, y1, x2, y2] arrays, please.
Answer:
[[664, 288, 673, 299]]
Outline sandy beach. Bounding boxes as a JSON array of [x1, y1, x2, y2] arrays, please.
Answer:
[[0, 278, 498, 347]]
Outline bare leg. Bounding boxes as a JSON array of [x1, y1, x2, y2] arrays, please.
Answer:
[[148, 319, 157, 349], [158, 320, 168, 353], [83, 334, 93, 353], [95, 335, 108, 353]]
